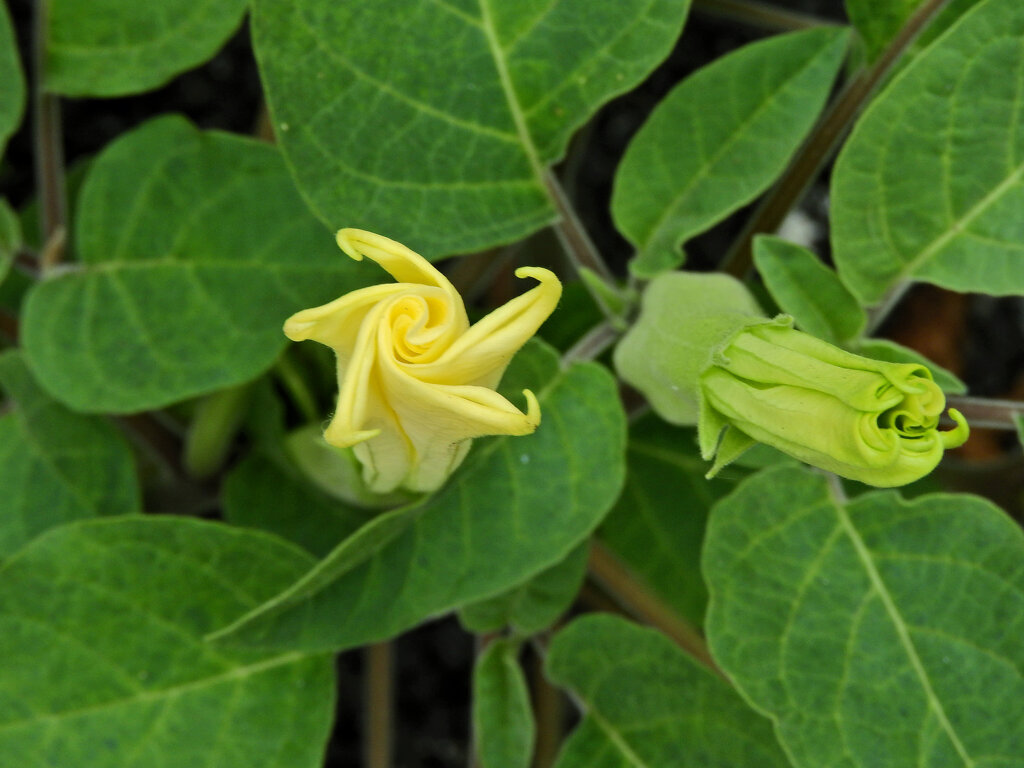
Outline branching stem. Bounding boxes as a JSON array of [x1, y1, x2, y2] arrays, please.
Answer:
[[721, 0, 954, 278]]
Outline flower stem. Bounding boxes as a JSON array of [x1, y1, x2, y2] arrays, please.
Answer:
[[721, 0, 955, 278], [562, 320, 621, 366]]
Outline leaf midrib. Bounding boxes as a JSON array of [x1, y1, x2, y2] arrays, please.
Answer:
[[0, 651, 307, 735], [831, 492, 976, 767]]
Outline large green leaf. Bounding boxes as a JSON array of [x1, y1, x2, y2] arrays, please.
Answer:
[[251, 0, 691, 258], [546, 614, 790, 767], [45, 0, 248, 97], [704, 464, 1024, 767], [0, 517, 335, 767], [614, 27, 850, 277], [0, 1, 24, 156], [459, 542, 588, 635], [21, 115, 370, 413], [0, 351, 139, 560], [753, 235, 866, 344], [599, 414, 733, 627], [832, 0, 1024, 304], [223, 453, 375, 558], [212, 348, 627, 652], [473, 639, 534, 768]]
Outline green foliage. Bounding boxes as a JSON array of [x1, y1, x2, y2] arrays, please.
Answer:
[[546, 614, 791, 767], [223, 453, 374, 558], [45, 0, 248, 96], [844, 0, 921, 61], [615, 27, 849, 276], [0, 198, 19, 285], [0, 517, 335, 767], [704, 465, 1024, 768], [753, 235, 866, 343], [473, 639, 534, 768], [832, 0, 1024, 303], [251, 0, 691, 258], [214, 344, 626, 652], [459, 542, 589, 635], [0, 1, 24, 156], [21, 116, 370, 413], [0, 351, 139, 559], [599, 414, 734, 627]]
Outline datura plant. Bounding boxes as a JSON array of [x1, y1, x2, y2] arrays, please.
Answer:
[[614, 272, 969, 486], [284, 229, 562, 493], [2, 0, 1023, 766]]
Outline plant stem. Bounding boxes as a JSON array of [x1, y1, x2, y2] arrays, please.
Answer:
[[562, 320, 621, 366], [721, 0, 954, 278], [946, 396, 1024, 431], [33, 0, 65, 265], [587, 541, 723, 677], [692, 0, 828, 31], [365, 642, 394, 768]]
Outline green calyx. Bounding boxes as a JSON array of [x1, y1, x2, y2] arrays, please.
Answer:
[[614, 272, 969, 487]]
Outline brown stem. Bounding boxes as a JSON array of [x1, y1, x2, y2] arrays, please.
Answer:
[[692, 0, 828, 31], [562, 320, 621, 366], [531, 646, 563, 768], [587, 541, 723, 677], [946, 396, 1024, 432], [33, 0, 65, 259], [365, 642, 394, 768], [721, 0, 954, 278], [545, 171, 615, 284]]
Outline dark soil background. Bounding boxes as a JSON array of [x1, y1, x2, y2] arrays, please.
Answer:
[[2, 1, 1021, 765]]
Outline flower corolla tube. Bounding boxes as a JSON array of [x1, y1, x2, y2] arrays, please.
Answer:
[[284, 229, 562, 494]]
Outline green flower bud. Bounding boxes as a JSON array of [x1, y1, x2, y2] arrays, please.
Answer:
[[614, 272, 969, 487]]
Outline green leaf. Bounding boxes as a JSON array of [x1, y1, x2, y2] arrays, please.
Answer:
[[251, 0, 691, 258], [211, 350, 627, 652], [473, 639, 534, 768], [753, 235, 866, 344], [704, 464, 1024, 768], [459, 542, 588, 635], [45, 0, 248, 97], [0, 1, 25, 156], [21, 115, 370, 413], [832, 0, 1024, 304], [599, 414, 736, 627], [0, 198, 20, 286], [615, 27, 850, 277], [844, 0, 921, 62], [546, 614, 790, 767], [0, 517, 335, 767], [854, 338, 967, 394], [1016, 412, 1024, 447], [223, 452, 374, 558], [0, 351, 139, 560]]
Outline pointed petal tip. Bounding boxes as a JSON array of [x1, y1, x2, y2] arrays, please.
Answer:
[[336, 229, 367, 262], [523, 388, 541, 428], [940, 408, 969, 449]]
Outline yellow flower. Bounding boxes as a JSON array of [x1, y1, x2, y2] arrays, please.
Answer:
[[283, 229, 562, 494]]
